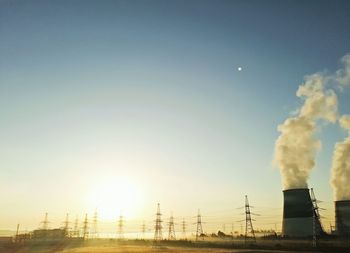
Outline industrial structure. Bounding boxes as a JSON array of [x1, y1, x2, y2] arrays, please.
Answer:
[[282, 188, 324, 237], [335, 200, 350, 237], [154, 203, 162, 241]]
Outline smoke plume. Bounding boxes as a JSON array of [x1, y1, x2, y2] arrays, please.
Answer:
[[331, 115, 350, 200], [274, 74, 338, 190], [274, 53, 350, 190]]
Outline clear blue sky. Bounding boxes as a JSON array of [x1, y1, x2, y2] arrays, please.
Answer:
[[1, 0, 350, 233]]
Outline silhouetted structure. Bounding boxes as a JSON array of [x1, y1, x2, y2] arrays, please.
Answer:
[[141, 221, 146, 239], [282, 188, 324, 237], [118, 215, 124, 239], [92, 210, 98, 238], [168, 213, 176, 240], [154, 203, 163, 241], [335, 200, 350, 237], [195, 209, 204, 241], [63, 213, 69, 236], [244, 195, 256, 245], [182, 218, 186, 239], [73, 216, 79, 237], [82, 214, 89, 240], [41, 213, 49, 230]]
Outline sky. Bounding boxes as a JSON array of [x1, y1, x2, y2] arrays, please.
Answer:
[[1, 0, 350, 235]]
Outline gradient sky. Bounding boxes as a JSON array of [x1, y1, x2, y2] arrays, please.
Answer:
[[1, 0, 350, 234]]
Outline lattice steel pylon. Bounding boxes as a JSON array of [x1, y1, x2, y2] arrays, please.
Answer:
[[141, 221, 146, 239], [195, 209, 204, 241], [82, 213, 89, 240], [63, 213, 69, 236], [73, 216, 79, 237], [168, 213, 176, 240], [41, 213, 49, 230], [244, 195, 256, 245], [92, 210, 98, 239], [182, 218, 186, 239], [310, 188, 322, 248], [118, 215, 124, 239], [154, 203, 163, 242]]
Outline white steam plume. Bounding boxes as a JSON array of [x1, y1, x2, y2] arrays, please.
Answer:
[[331, 115, 350, 200], [274, 73, 338, 190], [274, 53, 350, 190]]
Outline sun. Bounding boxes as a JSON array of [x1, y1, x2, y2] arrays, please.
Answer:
[[86, 177, 144, 220]]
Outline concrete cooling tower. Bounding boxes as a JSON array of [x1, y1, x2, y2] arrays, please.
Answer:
[[335, 200, 350, 237], [282, 188, 324, 237]]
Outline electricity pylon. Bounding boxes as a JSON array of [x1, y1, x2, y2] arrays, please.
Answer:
[[141, 221, 146, 239], [41, 213, 49, 230], [82, 213, 89, 240], [244, 195, 256, 245], [195, 209, 204, 241], [182, 218, 186, 239], [154, 203, 162, 242], [168, 213, 176, 240], [92, 210, 98, 239], [118, 215, 124, 239], [73, 216, 79, 237], [63, 213, 69, 236], [311, 188, 323, 248]]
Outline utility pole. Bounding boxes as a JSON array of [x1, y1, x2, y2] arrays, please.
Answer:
[[118, 215, 124, 239], [154, 203, 162, 242], [195, 209, 204, 241], [182, 218, 186, 239], [82, 213, 89, 240], [244, 195, 256, 245], [168, 213, 176, 240]]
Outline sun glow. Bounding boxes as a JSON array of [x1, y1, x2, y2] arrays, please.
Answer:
[[86, 177, 144, 220]]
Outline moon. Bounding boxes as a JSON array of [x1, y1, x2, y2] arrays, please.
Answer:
[[237, 67, 242, 71]]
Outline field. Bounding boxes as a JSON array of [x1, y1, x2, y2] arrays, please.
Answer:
[[1, 238, 350, 253]]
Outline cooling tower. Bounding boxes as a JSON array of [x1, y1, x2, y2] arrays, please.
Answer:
[[282, 188, 324, 237], [335, 200, 350, 237]]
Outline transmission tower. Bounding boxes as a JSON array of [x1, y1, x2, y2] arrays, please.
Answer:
[[73, 216, 79, 237], [15, 224, 20, 243], [195, 209, 204, 241], [168, 213, 176, 240], [41, 213, 49, 230], [92, 210, 98, 238], [182, 218, 186, 239], [63, 213, 69, 236], [82, 213, 89, 240], [244, 195, 256, 245], [154, 203, 163, 242], [118, 215, 124, 239], [310, 188, 322, 248], [141, 221, 146, 239]]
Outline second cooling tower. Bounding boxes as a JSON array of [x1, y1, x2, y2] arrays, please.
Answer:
[[335, 200, 350, 237], [282, 188, 324, 237]]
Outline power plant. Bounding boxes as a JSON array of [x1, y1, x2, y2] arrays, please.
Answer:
[[335, 200, 350, 237], [282, 188, 324, 237]]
